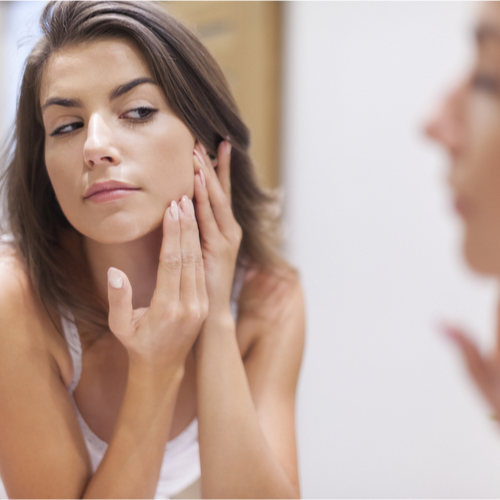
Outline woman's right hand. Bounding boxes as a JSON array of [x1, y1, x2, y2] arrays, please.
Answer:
[[105, 196, 208, 369], [443, 322, 500, 419]]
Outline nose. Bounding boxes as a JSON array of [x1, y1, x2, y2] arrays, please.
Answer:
[[424, 81, 467, 159], [83, 113, 122, 169]]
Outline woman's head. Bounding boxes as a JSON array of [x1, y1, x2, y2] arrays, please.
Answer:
[[426, 3, 500, 275], [41, 36, 197, 244], [2, 1, 282, 332]]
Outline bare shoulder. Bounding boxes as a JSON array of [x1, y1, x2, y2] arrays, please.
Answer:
[[238, 264, 304, 326], [0, 244, 72, 386], [0, 245, 38, 327], [237, 264, 305, 363], [0, 245, 89, 497]]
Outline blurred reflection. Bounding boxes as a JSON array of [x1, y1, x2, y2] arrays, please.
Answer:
[[426, 2, 500, 419]]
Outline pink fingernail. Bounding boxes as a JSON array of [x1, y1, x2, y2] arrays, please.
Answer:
[[169, 200, 179, 221], [180, 195, 194, 219], [194, 149, 205, 166], [200, 143, 207, 155], [188, 198, 195, 219], [108, 267, 124, 289], [225, 141, 232, 156]]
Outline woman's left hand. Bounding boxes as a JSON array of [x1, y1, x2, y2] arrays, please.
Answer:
[[192, 140, 242, 317]]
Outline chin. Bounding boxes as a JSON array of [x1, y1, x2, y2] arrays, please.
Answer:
[[462, 237, 500, 276], [77, 214, 163, 245]]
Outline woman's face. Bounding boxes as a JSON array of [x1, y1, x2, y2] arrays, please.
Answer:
[[426, 3, 500, 275], [40, 37, 195, 244]]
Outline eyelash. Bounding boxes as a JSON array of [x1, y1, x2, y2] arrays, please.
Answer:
[[471, 74, 500, 94], [49, 106, 159, 137]]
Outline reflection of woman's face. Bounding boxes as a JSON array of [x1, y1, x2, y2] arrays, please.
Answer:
[[426, 3, 500, 275], [40, 37, 195, 244]]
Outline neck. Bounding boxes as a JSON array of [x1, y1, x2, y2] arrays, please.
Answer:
[[84, 227, 163, 310]]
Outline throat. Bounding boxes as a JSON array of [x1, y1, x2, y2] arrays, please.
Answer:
[[83, 226, 163, 309]]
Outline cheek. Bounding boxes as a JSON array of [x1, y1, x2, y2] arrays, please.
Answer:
[[138, 122, 195, 200], [45, 149, 80, 213]]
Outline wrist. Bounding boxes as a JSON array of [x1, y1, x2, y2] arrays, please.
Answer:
[[204, 308, 235, 329], [193, 311, 236, 359], [128, 356, 185, 392]]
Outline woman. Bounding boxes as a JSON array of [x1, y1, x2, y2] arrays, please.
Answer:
[[426, 3, 500, 423], [0, 1, 304, 498]]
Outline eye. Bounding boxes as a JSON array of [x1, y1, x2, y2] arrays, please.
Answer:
[[471, 73, 500, 93], [49, 122, 83, 137], [122, 106, 158, 121]]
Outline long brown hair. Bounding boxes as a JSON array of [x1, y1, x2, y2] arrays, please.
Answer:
[[0, 1, 286, 338]]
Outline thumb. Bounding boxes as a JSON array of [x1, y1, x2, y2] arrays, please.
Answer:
[[107, 267, 133, 339]]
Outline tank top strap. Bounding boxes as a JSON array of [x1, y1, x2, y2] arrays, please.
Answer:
[[59, 310, 83, 393]]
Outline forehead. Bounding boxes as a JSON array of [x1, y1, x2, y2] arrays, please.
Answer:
[[40, 38, 152, 103]]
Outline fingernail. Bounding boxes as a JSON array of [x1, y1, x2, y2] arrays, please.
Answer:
[[169, 200, 179, 221], [108, 267, 123, 289], [200, 143, 207, 155], [194, 149, 205, 166], [225, 141, 232, 156], [199, 169, 206, 187], [180, 195, 193, 218]]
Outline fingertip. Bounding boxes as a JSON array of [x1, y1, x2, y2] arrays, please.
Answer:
[[169, 200, 179, 221], [180, 195, 195, 220], [193, 149, 206, 167], [108, 267, 124, 289]]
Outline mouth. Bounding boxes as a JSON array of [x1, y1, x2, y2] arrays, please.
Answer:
[[453, 196, 470, 218], [84, 180, 141, 202]]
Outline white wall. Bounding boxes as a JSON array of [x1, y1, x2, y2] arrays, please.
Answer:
[[3, 1, 500, 498], [282, 2, 500, 498], [0, 1, 44, 141]]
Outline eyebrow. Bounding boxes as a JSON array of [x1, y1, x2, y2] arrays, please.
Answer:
[[475, 23, 500, 45], [41, 77, 157, 114]]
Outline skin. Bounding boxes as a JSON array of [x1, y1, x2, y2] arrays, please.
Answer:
[[426, 3, 500, 420], [0, 37, 304, 498]]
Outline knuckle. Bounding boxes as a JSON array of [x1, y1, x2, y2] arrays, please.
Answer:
[[160, 252, 182, 271], [184, 302, 202, 322], [159, 302, 182, 325], [195, 254, 204, 268], [181, 251, 196, 266]]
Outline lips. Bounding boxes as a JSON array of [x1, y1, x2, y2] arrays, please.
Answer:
[[453, 196, 471, 217], [84, 180, 140, 199]]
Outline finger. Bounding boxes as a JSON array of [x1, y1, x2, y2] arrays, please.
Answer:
[[495, 299, 500, 356], [151, 201, 181, 310], [194, 148, 237, 237], [442, 324, 493, 390], [178, 195, 199, 305], [108, 267, 133, 339], [197, 142, 216, 168], [215, 140, 232, 202], [193, 168, 219, 242]]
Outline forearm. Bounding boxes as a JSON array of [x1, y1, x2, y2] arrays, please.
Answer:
[[82, 363, 184, 499], [195, 314, 298, 499]]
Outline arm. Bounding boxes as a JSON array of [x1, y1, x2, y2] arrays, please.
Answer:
[[442, 300, 500, 418], [0, 198, 208, 498], [192, 143, 304, 498]]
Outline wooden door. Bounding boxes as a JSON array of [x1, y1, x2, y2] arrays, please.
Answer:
[[159, 2, 282, 189]]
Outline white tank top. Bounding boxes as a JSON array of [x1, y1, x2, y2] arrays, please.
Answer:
[[0, 238, 246, 498], [61, 312, 202, 499]]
